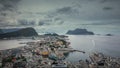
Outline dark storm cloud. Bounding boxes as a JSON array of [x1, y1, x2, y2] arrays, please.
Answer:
[[1, 0, 120, 27], [0, 0, 22, 26], [0, 0, 21, 12]]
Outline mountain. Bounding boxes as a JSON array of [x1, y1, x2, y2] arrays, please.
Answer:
[[66, 28, 94, 35], [1, 28, 21, 34], [0, 27, 38, 39]]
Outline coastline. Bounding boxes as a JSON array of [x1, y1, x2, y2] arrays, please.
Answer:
[[0, 35, 120, 68]]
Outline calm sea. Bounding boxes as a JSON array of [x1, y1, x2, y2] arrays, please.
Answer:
[[65, 35, 120, 62], [0, 35, 120, 62]]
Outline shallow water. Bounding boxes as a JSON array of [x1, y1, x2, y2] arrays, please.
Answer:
[[0, 39, 33, 50]]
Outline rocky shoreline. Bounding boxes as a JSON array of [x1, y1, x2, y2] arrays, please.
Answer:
[[0, 35, 120, 68]]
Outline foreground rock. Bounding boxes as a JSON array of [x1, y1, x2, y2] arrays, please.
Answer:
[[66, 28, 94, 35], [0, 27, 38, 39]]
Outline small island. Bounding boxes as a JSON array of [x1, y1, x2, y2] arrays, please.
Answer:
[[105, 34, 113, 36], [66, 28, 94, 35]]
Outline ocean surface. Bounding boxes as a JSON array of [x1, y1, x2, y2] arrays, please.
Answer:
[[65, 35, 120, 62], [0, 35, 120, 62]]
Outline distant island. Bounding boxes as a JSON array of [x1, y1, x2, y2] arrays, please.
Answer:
[[105, 34, 113, 36], [0, 27, 38, 39], [66, 28, 94, 35]]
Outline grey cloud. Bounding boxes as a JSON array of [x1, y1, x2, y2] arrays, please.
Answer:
[[81, 20, 120, 25], [45, 0, 120, 22], [58, 20, 64, 25], [38, 20, 51, 26], [56, 6, 79, 15], [100, 0, 107, 3], [38, 21, 45, 26], [18, 19, 27, 25], [0, 0, 21, 12], [0, 0, 22, 26], [88, 0, 120, 3], [54, 18, 61, 21], [28, 21, 36, 25], [1, 0, 120, 27], [46, 13, 56, 18], [38, 16, 64, 26], [0, 12, 7, 16], [44, 6, 80, 24], [88, 0, 107, 3], [55, 17, 65, 23], [53, 17, 64, 25], [18, 19, 36, 26]]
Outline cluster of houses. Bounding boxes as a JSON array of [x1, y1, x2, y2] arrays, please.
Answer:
[[0, 35, 70, 68], [0, 35, 120, 68]]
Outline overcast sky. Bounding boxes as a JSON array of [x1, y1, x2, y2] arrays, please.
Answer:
[[0, 0, 120, 34]]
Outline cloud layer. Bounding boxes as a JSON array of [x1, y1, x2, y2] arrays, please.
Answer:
[[0, 0, 120, 34], [0, 0, 21, 26]]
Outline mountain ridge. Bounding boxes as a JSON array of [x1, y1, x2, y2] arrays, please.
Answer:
[[0, 27, 38, 39]]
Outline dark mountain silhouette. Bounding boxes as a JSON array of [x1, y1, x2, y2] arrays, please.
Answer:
[[66, 28, 94, 35], [0, 28, 21, 34], [0, 27, 38, 39]]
